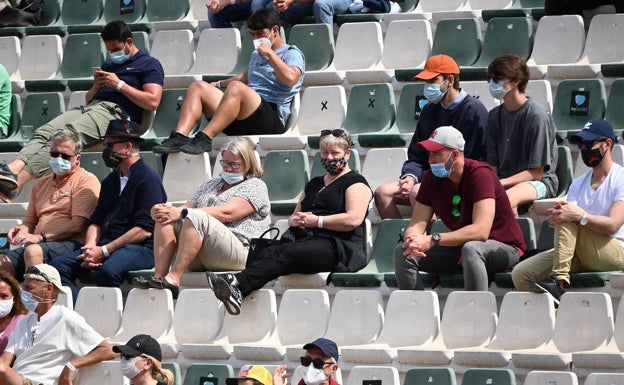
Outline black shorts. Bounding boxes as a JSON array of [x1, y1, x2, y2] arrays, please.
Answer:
[[7, 241, 82, 280], [223, 98, 286, 136]]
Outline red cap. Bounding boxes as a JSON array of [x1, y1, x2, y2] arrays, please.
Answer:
[[414, 55, 460, 80]]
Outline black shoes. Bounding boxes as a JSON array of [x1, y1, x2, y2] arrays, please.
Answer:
[[0, 163, 18, 203], [207, 272, 242, 315], [131, 275, 152, 289], [131, 275, 179, 299], [180, 131, 212, 155], [152, 132, 191, 154], [529, 276, 565, 306]]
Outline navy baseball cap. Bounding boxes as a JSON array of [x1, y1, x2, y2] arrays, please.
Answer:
[[569, 119, 617, 144], [303, 338, 339, 361]]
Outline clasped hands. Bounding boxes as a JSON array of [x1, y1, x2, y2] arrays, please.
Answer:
[[289, 211, 317, 229], [77, 244, 105, 269], [8, 227, 40, 245], [151, 203, 182, 225], [546, 201, 584, 227], [402, 233, 431, 259]]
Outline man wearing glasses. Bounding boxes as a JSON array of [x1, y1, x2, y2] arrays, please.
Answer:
[[0, 129, 100, 281], [0, 264, 115, 385], [274, 338, 340, 385], [393, 126, 526, 291], [49, 120, 167, 302], [512, 119, 624, 305]]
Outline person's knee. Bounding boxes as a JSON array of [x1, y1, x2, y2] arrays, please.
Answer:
[[374, 183, 394, 203], [511, 262, 531, 291], [224, 80, 252, 98], [96, 264, 122, 287], [313, 0, 331, 11], [461, 241, 483, 262]]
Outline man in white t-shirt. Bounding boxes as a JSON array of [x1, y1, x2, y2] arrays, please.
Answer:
[[512, 119, 624, 305], [0, 264, 115, 385]]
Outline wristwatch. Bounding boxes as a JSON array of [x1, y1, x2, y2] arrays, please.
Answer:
[[580, 211, 589, 226], [181, 208, 189, 219], [432, 232, 441, 247]]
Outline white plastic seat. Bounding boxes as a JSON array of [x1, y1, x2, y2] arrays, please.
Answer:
[[512, 292, 614, 370], [524, 371, 578, 385], [304, 22, 382, 86], [346, 19, 432, 84], [585, 373, 624, 385], [166, 28, 240, 88], [56, 289, 73, 309], [525, 15, 585, 79], [150, 29, 195, 87], [67, 91, 88, 111], [0, 36, 20, 79], [74, 361, 129, 385], [341, 290, 440, 364], [547, 14, 624, 79], [397, 291, 497, 365], [453, 292, 555, 367], [285, 289, 383, 362], [525, 79, 554, 113], [74, 287, 123, 339], [233, 289, 330, 361], [110, 288, 175, 357], [174, 289, 225, 347], [461, 80, 500, 111], [13, 35, 62, 93], [346, 366, 400, 385], [361, 148, 408, 193], [180, 289, 277, 360], [162, 152, 211, 204]]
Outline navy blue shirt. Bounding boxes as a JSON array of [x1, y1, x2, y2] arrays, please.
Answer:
[[90, 158, 167, 249], [401, 94, 488, 181], [93, 51, 164, 124]]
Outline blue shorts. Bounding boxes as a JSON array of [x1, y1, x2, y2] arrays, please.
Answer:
[[528, 180, 548, 200]]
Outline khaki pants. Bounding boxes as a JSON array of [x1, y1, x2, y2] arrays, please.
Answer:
[[17, 101, 125, 177], [173, 209, 249, 272], [512, 221, 624, 291]]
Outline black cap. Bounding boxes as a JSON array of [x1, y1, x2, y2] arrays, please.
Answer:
[[113, 334, 162, 361], [103, 119, 144, 142], [302, 338, 339, 361]]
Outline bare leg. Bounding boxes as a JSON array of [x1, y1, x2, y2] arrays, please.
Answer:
[[23, 244, 44, 269], [7, 159, 25, 175], [164, 219, 203, 286], [152, 222, 178, 278], [374, 182, 403, 219], [201, 80, 262, 138], [506, 181, 538, 218], [0, 255, 16, 277], [174, 80, 224, 136]]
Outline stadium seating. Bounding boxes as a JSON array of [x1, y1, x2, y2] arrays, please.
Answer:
[[262, 149, 309, 216], [605, 79, 624, 139], [162, 152, 212, 204], [346, 366, 400, 385], [288, 23, 334, 73], [11, 34, 62, 93], [524, 371, 578, 385], [74, 286, 123, 339], [461, 368, 516, 385], [585, 373, 624, 385], [361, 148, 408, 194], [310, 148, 360, 178], [0, 36, 20, 80], [181, 364, 234, 385], [404, 367, 457, 385], [481, 0, 545, 21], [75, 361, 128, 385], [0, 0, 62, 38], [552, 79, 606, 141], [202, 25, 254, 82], [151, 29, 195, 87]]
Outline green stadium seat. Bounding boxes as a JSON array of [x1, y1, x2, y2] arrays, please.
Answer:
[[182, 364, 234, 385], [605, 79, 624, 138], [140, 151, 164, 178], [288, 23, 334, 72], [79, 152, 112, 181], [6, 94, 21, 138], [25, 33, 105, 92], [60, 0, 104, 33], [404, 367, 457, 385], [310, 148, 360, 179], [460, 17, 533, 81], [308, 83, 396, 148], [162, 362, 182, 385], [552, 79, 606, 142], [262, 150, 309, 216], [131, 31, 150, 54], [69, 0, 148, 33], [461, 368, 516, 385]]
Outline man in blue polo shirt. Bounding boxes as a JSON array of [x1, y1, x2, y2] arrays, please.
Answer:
[[0, 20, 164, 202]]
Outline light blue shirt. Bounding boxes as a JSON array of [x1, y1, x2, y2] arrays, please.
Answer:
[[247, 44, 305, 125]]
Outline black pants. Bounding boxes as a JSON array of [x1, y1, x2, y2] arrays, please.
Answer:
[[236, 237, 338, 297]]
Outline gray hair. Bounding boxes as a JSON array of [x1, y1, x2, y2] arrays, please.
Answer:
[[51, 129, 83, 154]]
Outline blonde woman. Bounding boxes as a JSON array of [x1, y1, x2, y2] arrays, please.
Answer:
[[113, 334, 174, 385]]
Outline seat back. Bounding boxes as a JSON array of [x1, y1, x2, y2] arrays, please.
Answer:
[[103, 0, 147, 24], [468, 0, 512, 9], [380, 290, 439, 346], [461, 369, 516, 385], [585, 373, 624, 385], [74, 287, 123, 339], [473, 17, 533, 67], [215, 289, 277, 344], [431, 18, 482, 66], [79, 152, 112, 181], [0, 36, 20, 76], [276, 289, 330, 345], [382, 20, 431, 70], [21, 92, 65, 138], [461, 80, 500, 111], [132, 31, 150, 54], [28, 0, 62, 27], [162, 152, 212, 203], [182, 364, 234, 385], [529, 15, 584, 66], [174, 289, 225, 344], [555, 145, 573, 197], [148, 88, 196, 139], [440, 291, 497, 349], [346, 367, 400, 385], [191, 28, 241, 75], [370, 219, 410, 273], [110, 288, 174, 343], [333, 22, 383, 71], [552, 79, 606, 138], [584, 13, 624, 64], [344, 83, 396, 135], [404, 367, 456, 385], [262, 150, 309, 202], [525, 79, 553, 113], [151, 29, 194, 76], [288, 23, 334, 72], [515, 217, 536, 249], [310, 148, 360, 178], [361, 148, 407, 192], [605, 79, 624, 136], [552, 292, 613, 353], [419, 0, 465, 12], [59, 33, 106, 79], [296, 85, 346, 137], [494, 292, 555, 350], [162, 362, 182, 385], [524, 371, 578, 385], [18, 35, 62, 80], [60, 0, 104, 26], [324, 290, 384, 346], [7, 94, 21, 137], [395, 82, 425, 134], [75, 361, 129, 385], [146, 0, 190, 22]]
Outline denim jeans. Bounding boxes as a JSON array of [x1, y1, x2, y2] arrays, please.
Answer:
[[208, 2, 253, 28], [49, 244, 155, 301], [313, 0, 352, 26], [393, 239, 520, 291]]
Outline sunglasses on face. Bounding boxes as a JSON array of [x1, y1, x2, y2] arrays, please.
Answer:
[[578, 139, 606, 150], [25, 266, 51, 283], [49, 151, 75, 161], [300, 356, 333, 369]]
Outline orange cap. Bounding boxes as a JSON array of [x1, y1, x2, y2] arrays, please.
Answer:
[[414, 55, 460, 80]]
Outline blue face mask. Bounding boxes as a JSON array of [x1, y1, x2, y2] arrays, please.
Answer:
[[488, 79, 510, 100], [423, 81, 448, 104], [110, 43, 130, 64], [221, 171, 245, 185], [430, 153, 454, 178], [21, 291, 39, 312], [49, 157, 72, 175]]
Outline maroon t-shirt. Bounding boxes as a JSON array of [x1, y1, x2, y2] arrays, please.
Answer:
[[417, 158, 526, 253]]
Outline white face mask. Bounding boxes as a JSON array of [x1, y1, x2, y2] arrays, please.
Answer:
[[120, 357, 142, 380], [0, 297, 13, 318], [302, 364, 329, 385]]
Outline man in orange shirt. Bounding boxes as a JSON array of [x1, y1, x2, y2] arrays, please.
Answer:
[[0, 129, 100, 280]]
